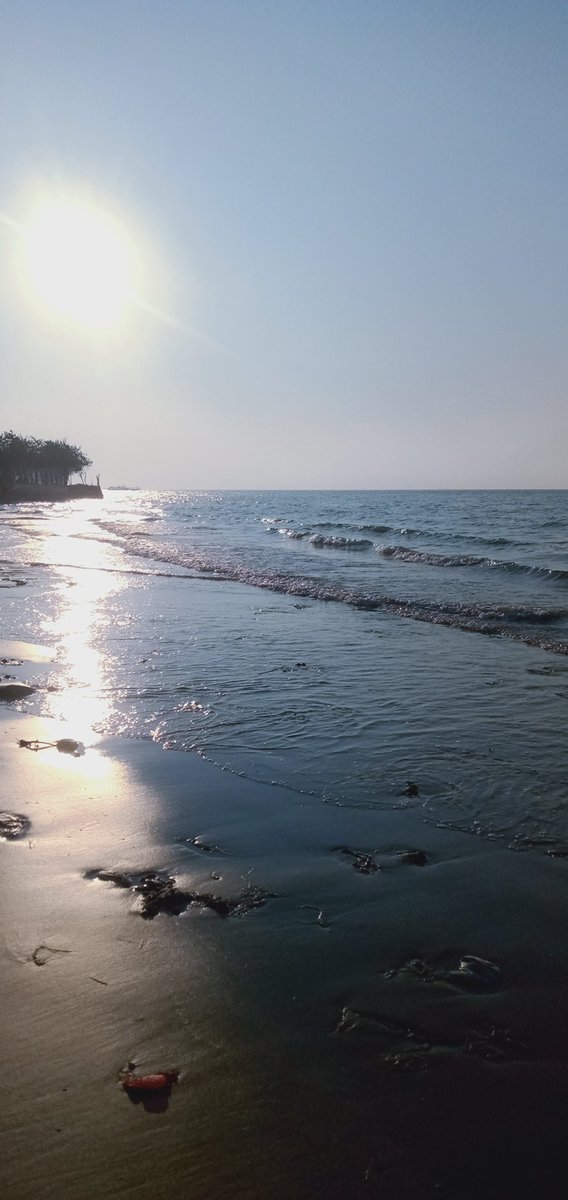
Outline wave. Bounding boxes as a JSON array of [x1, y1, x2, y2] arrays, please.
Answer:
[[377, 545, 568, 581], [309, 534, 373, 550], [309, 521, 517, 547], [271, 527, 373, 549], [277, 527, 309, 540], [85, 524, 568, 656], [313, 521, 393, 535]]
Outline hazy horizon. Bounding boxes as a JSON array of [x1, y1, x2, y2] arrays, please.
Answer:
[[1, 1, 567, 490]]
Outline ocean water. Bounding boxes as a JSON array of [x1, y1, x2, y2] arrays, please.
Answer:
[[1, 488, 568, 847]]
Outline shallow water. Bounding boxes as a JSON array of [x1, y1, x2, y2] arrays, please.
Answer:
[[1, 489, 567, 844]]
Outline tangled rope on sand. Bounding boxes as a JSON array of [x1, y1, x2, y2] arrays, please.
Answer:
[[18, 738, 85, 757]]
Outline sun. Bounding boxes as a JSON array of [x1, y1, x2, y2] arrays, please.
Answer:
[[24, 197, 136, 329]]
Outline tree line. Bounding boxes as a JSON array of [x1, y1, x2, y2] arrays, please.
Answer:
[[0, 430, 92, 492]]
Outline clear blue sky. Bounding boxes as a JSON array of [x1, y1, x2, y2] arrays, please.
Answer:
[[1, 0, 566, 487]]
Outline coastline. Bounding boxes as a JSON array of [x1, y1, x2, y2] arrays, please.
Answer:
[[4, 483, 103, 502], [2, 489, 568, 1199], [3, 706, 568, 1198]]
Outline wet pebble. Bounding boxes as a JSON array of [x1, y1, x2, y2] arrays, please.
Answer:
[[0, 682, 36, 701], [399, 849, 428, 866], [0, 811, 31, 840]]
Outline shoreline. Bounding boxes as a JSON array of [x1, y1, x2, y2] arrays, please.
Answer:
[[2, 707, 568, 1198], [4, 483, 103, 502]]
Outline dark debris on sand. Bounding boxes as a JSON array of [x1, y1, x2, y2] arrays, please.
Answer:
[[85, 867, 275, 919], [0, 682, 36, 701], [398, 849, 428, 866], [334, 1004, 523, 1066], [333, 844, 429, 871], [176, 834, 222, 855], [0, 811, 31, 839], [384, 954, 501, 992], [333, 846, 380, 874]]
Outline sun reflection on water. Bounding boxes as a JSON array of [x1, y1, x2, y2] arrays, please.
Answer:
[[33, 506, 128, 748], [46, 567, 124, 742]]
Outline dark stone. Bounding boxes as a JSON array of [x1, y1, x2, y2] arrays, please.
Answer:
[[403, 781, 419, 798], [399, 849, 428, 866], [0, 682, 36, 701], [55, 738, 85, 756], [0, 811, 31, 839]]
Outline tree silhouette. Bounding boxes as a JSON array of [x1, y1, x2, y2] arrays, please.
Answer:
[[0, 431, 92, 493]]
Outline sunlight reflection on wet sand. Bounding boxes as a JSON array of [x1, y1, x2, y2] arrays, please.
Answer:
[[33, 509, 128, 747]]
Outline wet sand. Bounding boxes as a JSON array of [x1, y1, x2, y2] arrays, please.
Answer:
[[2, 704, 568, 1200]]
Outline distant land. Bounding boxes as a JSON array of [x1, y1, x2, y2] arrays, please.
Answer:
[[0, 430, 102, 502]]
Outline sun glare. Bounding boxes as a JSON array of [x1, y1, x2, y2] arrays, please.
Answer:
[[25, 198, 136, 329]]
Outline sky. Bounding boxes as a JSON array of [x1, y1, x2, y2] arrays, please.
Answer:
[[1, 0, 567, 489]]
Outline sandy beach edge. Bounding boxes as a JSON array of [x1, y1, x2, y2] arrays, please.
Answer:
[[2, 707, 568, 1200]]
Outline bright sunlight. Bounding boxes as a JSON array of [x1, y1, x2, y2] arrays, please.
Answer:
[[24, 197, 137, 329]]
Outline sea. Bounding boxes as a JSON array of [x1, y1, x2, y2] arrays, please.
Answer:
[[1, 488, 567, 850]]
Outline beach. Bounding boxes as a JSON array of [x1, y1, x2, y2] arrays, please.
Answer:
[[2, 491, 568, 1197], [3, 707, 568, 1197]]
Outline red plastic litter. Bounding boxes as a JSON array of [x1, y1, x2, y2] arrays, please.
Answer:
[[122, 1070, 178, 1091]]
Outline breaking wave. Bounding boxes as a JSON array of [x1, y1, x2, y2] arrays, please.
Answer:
[[309, 534, 373, 550], [277, 527, 309, 539], [301, 521, 518, 547], [91, 521, 568, 656], [270, 527, 373, 549], [377, 545, 568, 581]]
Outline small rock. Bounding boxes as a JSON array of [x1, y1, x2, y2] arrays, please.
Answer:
[[399, 849, 428, 866], [0, 682, 36, 702], [55, 738, 85, 756], [403, 781, 419, 798], [0, 811, 31, 839]]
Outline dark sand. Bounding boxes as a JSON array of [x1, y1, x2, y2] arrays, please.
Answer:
[[2, 707, 568, 1199]]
